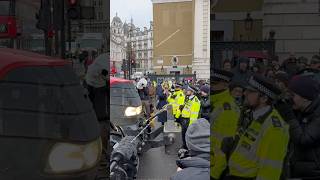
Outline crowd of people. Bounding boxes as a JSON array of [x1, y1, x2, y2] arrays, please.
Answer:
[[211, 54, 320, 180], [132, 75, 211, 180]]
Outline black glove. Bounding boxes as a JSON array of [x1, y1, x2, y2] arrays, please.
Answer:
[[171, 94, 177, 99], [175, 117, 181, 123], [274, 100, 296, 122], [221, 137, 235, 158]]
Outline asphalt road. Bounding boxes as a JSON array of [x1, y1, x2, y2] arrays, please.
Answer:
[[136, 120, 182, 180]]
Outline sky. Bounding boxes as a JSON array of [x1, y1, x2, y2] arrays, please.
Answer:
[[110, 0, 153, 29]]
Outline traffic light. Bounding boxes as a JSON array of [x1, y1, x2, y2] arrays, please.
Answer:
[[121, 59, 127, 71], [67, 0, 80, 19]]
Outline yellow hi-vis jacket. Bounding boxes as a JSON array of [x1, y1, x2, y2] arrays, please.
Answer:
[[167, 90, 185, 116], [175, 95, 201, 125], [210, 90, 240, 179], [228, 108, 289, 180]]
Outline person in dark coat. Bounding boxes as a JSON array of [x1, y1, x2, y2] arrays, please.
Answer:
[[170, 118, 210, 180], [281, 55, 299, 78], [156, 84, 169, 125], [275, 75, 320, 179], [232, 57, 252, 85], [199, 85, 210, 121]]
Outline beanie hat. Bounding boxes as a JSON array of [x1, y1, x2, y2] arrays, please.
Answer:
[[186, 118, 210, 154], [200, 85, 210, 94], [289, 75, 320, 101]]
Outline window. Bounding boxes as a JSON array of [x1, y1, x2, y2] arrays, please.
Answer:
[[211, 31, 224, 41]]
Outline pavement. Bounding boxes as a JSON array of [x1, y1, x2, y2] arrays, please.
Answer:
[[136, 115, 182, 180]]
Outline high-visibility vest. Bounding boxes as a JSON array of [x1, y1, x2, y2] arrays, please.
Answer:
[[210, 90, 240, 179], [175, 95, 201, 125], [167, 90, 185, 115], [228, 108, 289, 180]]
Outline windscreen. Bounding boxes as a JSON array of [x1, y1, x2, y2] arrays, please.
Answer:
[[0, 65, 100, 141]]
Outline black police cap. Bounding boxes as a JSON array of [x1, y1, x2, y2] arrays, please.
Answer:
[[211, 69, 234, 82], [175, 82, 184, 88], [247, 75, 281, 100], [187, 85, 198, 92]]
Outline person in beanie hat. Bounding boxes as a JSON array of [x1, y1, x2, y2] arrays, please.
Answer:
[[175, 85, 201, 150], [218, 75, 289, 180], [289, 75, 320, 110], [210, 69, 241, 179], [199, 85, 210, 121], [275, 75, 320, 179], [170, 118, 210, 180]]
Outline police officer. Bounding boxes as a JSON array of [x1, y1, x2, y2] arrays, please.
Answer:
[[223, 75, 289, 180], [167, 83, 185, 118], [175, 85, 201, 149], [210, 69, 240, 179]]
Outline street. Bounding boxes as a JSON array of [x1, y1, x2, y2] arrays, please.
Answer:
[[137, 121, 179, 180]]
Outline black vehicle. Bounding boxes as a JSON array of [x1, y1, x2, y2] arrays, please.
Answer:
[[0, 49, 102, 180], [110, 77, 144, 137]]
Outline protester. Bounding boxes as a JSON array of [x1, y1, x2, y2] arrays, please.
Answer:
[[223, 59, 232, 72], [156, 83, 169, 125], [170, 118, 210, 180], [276, 75, 320, 179], [199, 85, 210, 121], [281, 55, 299, 77], [232, 57, 251, 85]]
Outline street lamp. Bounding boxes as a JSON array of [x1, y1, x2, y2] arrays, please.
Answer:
[[245, 13, 253, 31]]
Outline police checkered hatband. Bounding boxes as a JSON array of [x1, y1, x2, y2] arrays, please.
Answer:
[[213, 73, 231, 81], [248, 77, 276, 99]]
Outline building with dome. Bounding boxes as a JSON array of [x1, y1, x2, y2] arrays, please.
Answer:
[[110, 14, 153, 75], [110, 14, 126, 72]]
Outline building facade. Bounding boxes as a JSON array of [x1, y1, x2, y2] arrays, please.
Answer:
[[110, 14, 126, 72], [211, 0, 320, 63], [70, 0, 109, 52], [124, 20, 154, 73], [263, 0, 320, 60], [152, 0, 210, 79]]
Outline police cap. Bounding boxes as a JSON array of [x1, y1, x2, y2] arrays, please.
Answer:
[[187, 85, 198, 93], [175, 82, 183, 88], [246, 75, 281, 100], [211, 69, 234, 82]]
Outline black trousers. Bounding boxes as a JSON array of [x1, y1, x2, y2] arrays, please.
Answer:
[[178, 118, 189, 149]]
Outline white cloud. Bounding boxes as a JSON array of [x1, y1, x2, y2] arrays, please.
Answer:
[[110, 0, 153, 28]]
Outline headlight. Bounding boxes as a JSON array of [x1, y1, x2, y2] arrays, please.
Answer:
[[46, 138, 102, 174], [125, 106, 142, 117]]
